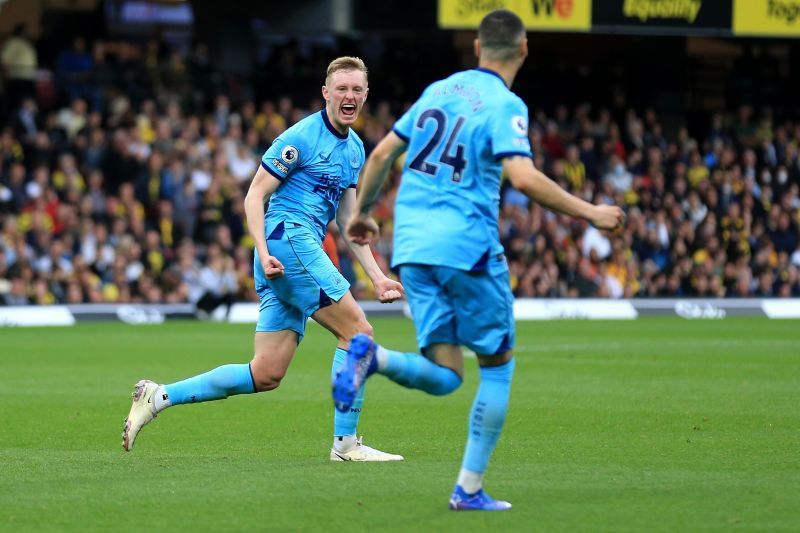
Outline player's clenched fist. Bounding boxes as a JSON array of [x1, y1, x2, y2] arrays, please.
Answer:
[[374, 276, 404, 303], [590, 204, 626, 231], [347, 213, 380, 245], [261, 255, 285, 279]]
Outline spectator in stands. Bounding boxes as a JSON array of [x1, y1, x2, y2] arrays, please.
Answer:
[[56, 37, 94, 107], [1, 24, 38, 113], [1, 35, 799, 307], [196, 243, 237, 317]]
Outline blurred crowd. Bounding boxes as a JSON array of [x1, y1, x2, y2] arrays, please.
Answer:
[[493, 104, 800, 298], [1, 33, 799, 307]]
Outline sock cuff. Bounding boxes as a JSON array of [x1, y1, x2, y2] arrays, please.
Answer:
[[479, 357, 516, 378], [247, 362, 257, 393]]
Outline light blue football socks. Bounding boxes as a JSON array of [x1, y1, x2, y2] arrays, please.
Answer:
[[332, 347, 366, 436], [376, 347, 463, 395], [161, 363, 256, 407], [371, 344, 513, 494], [459, 358, 515, 488]]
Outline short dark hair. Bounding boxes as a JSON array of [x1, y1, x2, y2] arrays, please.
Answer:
[[478, 9, 525, 60]]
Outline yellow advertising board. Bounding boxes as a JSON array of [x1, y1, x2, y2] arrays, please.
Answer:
[[439, 0, 592, 32], [733, 0, 800, 37]]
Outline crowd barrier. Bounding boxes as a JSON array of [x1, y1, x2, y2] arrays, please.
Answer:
[[1, 299, 799, 327]]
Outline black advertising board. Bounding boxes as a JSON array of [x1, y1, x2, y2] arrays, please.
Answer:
[[592, 0, 733, 35]]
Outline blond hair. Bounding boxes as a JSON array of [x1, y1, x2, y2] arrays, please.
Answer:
[[325, 56, 368, 86]]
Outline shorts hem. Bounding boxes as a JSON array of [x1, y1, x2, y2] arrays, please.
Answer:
[[255, 325, 304, 343], [418, 337, 458, 352], [466, 341, 515, 357], [307, 286, 349, 316]]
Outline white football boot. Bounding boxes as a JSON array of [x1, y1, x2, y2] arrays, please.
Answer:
[[122, 380, 159, 451], [329, 436, 404, 462]]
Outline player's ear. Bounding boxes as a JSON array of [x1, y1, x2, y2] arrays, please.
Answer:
[[519, 38, 528, 59], [321, 84, 329, 101], [473, 38, 481, 59]]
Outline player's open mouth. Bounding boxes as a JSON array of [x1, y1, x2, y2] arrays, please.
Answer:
[[341, 104, 356, 117]]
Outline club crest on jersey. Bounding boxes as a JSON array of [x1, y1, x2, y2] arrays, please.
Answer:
[[281, 145, 299, 164], [511, 115, 528, 136]]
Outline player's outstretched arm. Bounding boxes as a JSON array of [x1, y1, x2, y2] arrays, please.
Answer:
[[244, 165, 285, 279], [348, 132, 408, 245], [337, 187, 403, 303], [502, 155, 625, 230]]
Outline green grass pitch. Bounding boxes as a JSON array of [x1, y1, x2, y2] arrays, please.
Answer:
[[1, 317, 799, 531]]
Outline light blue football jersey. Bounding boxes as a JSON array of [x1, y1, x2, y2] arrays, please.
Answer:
[[261, 108, 365, 242], [391, 68, 532, 270]]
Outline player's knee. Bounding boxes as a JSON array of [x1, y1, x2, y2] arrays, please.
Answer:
[[250, 360, 287, 392], [252, 372, 284, 392], [354, 318, 374, 339], [336, 316, 373, 345]]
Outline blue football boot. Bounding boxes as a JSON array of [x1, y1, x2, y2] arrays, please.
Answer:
[[449, 485, 512, 511], [332, 333, 378, 413]]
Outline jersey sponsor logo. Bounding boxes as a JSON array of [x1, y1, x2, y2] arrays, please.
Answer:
[[271, 159, 289, 174], [511, 115, 528, 135], [313, 173, 346, 203], [281, 145, 299, 165]]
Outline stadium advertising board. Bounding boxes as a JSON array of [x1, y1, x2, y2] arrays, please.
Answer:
[[733, 0, 800, 36], [439, 0, 800, 37], [0, 306, 75, 327], [438, 0, 592, 31], [592, 0, 732, 34], [1, 300, 798, 327]]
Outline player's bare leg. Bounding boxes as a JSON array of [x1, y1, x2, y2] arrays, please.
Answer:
[[249, 330, 300, 392], [122, 330, 297, 451]]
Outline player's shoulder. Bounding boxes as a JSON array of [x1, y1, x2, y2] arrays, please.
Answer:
[[446, 69, 476, 82], [276, 111, 323, 149], [488, 85, 527, 115], [286, 110, 322, 135], [507, 92, 528, 112]]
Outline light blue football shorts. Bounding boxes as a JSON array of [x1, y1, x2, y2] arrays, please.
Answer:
[[253, 221, 349, 342], [399, 254, 515, 356]]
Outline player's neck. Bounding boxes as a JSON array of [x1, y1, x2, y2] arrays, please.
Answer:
[[323, 105, 350, 137], [477, 60, 518, 88]]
